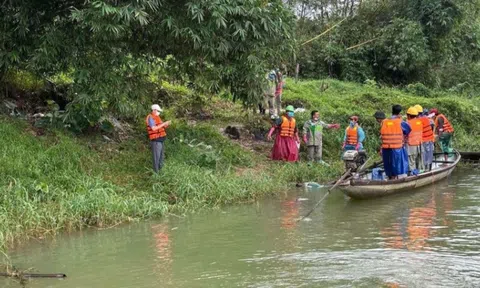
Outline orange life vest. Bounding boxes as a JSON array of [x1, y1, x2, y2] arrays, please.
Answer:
[[381, 118, 404, 149], [407, 118, 423, 146], [435, 114, 454, 133], [146, 114, 166, 140], [346, 126, 358, 145], [280, 116, 296, 137], [420, 117, 434, 142]]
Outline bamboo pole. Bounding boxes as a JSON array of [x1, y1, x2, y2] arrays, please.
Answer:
[[346, 37, 379, 51], [301, 18, 348, 46]]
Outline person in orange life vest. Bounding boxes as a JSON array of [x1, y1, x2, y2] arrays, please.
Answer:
[[267, 105, 300, 162], [146, 104, 171, 173], [342, 115, 365, 152], [430, 108, 454, 162], [415, 105, 435, 171], [406, 107, 424, 175], [380, 105, 411, 179]]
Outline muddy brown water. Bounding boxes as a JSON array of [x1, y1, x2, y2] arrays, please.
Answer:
[[1, 168, 479, 287]]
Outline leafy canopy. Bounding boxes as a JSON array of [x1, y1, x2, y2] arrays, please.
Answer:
[[0, 0, 295, 130]]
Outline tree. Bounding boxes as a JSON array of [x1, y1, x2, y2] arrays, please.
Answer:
[[0, 0, 295, 130]]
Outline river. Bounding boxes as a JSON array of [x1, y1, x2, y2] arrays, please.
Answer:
[[2, 168, 479, 288]]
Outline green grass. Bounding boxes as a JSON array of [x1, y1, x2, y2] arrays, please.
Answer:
[[0, 116, 339, 251]]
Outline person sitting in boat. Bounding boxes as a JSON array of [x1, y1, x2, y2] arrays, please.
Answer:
[[380, 105, 411, 179], [342, 115, 365, 152], [429, 108, 455, 162], [267, 105, 300, 162], [415, 105, 435, 171], [406, 107, 423, 175]]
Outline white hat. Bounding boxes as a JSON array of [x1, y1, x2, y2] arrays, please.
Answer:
[[151, 104, 162, 112]]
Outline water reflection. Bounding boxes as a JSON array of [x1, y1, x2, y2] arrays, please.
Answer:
[[382, 189, 455, 251], [152, 222, 172, 285]]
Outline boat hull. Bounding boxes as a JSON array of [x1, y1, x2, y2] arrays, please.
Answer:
[[339, 151, 460, 200]]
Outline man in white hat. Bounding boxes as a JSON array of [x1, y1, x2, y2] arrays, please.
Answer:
[[146, 104, 171, 173]]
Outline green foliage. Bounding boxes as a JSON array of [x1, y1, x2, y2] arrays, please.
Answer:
[[0, 0, 295, 132], [376, 19, 429, 78], [294, 0, 480, 91], [2, 70, 44, 91], [405, 83, 432, 97]]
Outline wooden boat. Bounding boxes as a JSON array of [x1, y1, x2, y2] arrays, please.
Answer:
[[339, 150, 461, 200]]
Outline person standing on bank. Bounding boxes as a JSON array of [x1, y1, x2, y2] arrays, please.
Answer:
[[146, 104, 171, 173], [261, 71, 276, 115], [302, 110, 340, 165], [274, 69, 284, 116], [268, 105, 300, 162]]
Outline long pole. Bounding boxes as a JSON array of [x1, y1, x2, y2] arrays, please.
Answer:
[[299, 168, 352, 221], [298, 156, 376, 221], [0, 273, 66, 278], [300, 18, 348, 46], [346, 38, 378, 51]]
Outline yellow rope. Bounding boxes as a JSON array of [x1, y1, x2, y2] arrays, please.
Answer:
[[301, 18, 348, 46], [346, 37, 379, 51]]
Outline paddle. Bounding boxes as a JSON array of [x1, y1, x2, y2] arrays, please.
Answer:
[[298, 168, 352, 221], [298, 156, 376, 221]]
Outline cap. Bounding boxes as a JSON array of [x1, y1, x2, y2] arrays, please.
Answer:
[[429, 108, 438, 115], [151, 104, 162, 112], [285, 105, 295, 112]]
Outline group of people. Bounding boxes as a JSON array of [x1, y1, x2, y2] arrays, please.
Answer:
[[145, 98, 454, 180], [267, 105, 343, 165], [374, 105, 454, 179], [267, 103, 454, 180]]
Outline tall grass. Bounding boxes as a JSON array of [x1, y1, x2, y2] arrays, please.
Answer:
[[0, 119, 169, 249], [0, 117, 338, 251]]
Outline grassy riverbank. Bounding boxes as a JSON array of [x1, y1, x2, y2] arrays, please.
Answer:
[[1, 79, 479, 251], [0, 115, 340, 251]]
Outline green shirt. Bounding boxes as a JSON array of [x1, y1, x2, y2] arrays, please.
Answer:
[[303, 119, 328, 146]]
